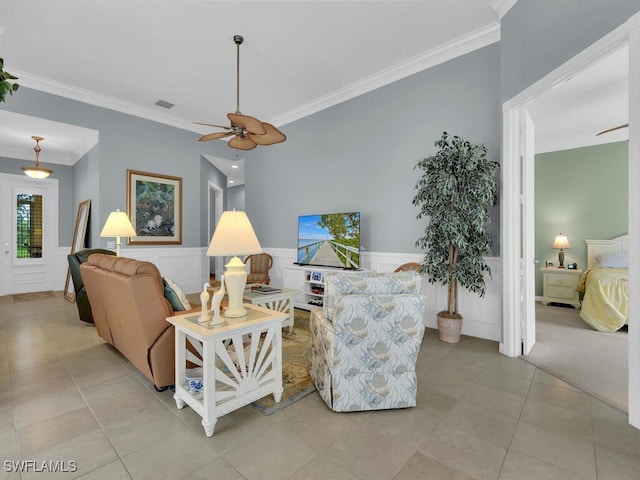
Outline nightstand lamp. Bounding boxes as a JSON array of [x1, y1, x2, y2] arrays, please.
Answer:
[[552, 233, 570, 268]]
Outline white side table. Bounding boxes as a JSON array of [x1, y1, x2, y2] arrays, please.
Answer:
[[167, 304, 286, 437], [243, 286, 299, 332], [541, 267, 582, 309]]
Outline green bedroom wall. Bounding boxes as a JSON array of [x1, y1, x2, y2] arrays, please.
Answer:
[[534, 141, 628, 296]]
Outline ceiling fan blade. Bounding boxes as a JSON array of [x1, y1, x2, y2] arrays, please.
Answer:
[[227, 113, 267, 135], [596, 123, 629, 136], [193, 122, 232, 130], [228, 135, 257, 150], [249, 123, 287, 145], [198, 131, 234, 142]]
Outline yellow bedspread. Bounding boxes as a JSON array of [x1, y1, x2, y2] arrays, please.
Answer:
[[577, 268, 628, 332]]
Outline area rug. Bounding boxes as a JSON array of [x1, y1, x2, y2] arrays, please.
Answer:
[[524, 302, 628, 413], [250, 309, 317, 415]]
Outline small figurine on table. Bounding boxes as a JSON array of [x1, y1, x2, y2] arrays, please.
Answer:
[[198, 282, 211, 323], [210, 275, 226, 326]]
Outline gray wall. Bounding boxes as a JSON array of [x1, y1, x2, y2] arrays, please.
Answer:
[[2, 88, 231, 249], [245, 43, 501, 255], [0, 156, 74, 245], [534, 141, 628, 296], [227, 185, 245, 211], [501, 0, 640, 102]]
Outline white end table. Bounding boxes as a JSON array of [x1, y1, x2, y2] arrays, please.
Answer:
[[243, 286, 299, 332], [167, 304, 286, 437]]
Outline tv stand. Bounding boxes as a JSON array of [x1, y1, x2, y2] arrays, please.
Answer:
[[283, 265, 347, 311]]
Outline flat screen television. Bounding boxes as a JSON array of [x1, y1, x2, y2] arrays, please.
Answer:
[[296, 212, 360, 269]]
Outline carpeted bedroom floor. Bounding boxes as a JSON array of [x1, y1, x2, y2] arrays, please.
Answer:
[[524, 302, 628, 413]]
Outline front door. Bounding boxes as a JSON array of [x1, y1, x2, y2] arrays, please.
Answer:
[[0, 173, 58, 295]]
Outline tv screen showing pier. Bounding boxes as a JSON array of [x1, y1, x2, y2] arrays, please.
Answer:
[[296, 212, 360, 269]]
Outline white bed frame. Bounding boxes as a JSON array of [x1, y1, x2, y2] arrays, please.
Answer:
[[585, 234, 629, 269]]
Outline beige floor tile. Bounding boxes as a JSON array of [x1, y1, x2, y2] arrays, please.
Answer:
[[484, 354, 537, 380], [419, 426, 507, 480], [104, 407, 199, 457], [475, 369, 532, 397], [74, 460, 133, 479], [9, 362, 71, 387], [288, 455, 360, 480], [7, 351, 62, 374], [460, 382, 525, 419], [592, 415, 640, 457], [419, 361, 484, 399], [16, 407, 101, 458], [181, 456, 246, 480], [80, 372, 150, 405], [526, 380, 591, 415], [395, 451, 475, 480], [520, 398, 593, 442], [498, 449, 588, 480], [122, 429, 216, 480], [415, 386, 459, 419], [89, 387, 167, 428], [324, 418, 425, 480], [21, 429, 118, 480], [510, 421, 596, 479], [437, 401, 518, 449], [595, 445, 640, 480], [530, 368, 581, 392], [0, 428, 18, 461], [225, 425, 317, 480], [12, 379, 88, 429]]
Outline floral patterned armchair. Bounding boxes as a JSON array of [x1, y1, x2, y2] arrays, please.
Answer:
[[307, 271, 425, 412]]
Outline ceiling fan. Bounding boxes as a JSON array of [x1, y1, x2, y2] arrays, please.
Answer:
[[596, 123, 629, 136], [196, 35, 286, 150]]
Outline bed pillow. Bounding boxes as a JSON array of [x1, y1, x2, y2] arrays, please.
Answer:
[[163, 277, 192, 311], [595, 251, 628, 268]]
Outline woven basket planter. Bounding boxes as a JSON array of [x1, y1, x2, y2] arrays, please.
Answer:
[[437, 312, 462, 344]]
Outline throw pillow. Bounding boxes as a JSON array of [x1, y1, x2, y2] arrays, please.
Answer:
[[163, 277, 192, 311]]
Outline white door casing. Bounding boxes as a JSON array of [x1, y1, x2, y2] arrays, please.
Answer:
[[521, 110, 536, 355], [0, 173, 59, 295]]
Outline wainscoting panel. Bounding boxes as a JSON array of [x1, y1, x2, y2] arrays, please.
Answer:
[[54, 247, 208, 295], [265, 248, 502, 342]]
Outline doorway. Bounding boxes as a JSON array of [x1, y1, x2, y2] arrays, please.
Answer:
[[0, 173, 59, 295], [208, 182, 223, 283], [501, 14, 640, 428]]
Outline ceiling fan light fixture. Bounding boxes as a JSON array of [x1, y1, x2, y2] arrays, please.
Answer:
[[195, 34, 286, 149], [21, 136, 52, 179]]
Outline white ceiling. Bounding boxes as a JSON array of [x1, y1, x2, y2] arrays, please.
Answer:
[[0, 1, 628, 186]]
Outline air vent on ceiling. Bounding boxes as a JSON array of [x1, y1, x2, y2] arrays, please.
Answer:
[[154, 100, 174, 109]]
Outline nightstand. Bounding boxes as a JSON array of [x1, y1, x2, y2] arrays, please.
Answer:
[[541, 267, 582, 309]]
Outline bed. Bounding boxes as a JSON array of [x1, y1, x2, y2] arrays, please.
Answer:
[[577, 235, 629, 332]]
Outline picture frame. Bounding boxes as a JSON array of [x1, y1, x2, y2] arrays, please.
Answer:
[[64, 199, 91, 302], [310, 271, 323, 283], [127, 170, 182, 245]]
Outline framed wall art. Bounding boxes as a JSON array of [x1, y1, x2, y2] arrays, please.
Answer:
[[64, 199, 91, 302], [127, 170, 182, 245]]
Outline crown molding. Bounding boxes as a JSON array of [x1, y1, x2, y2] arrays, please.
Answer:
[[13, 21, 500, 133], [10, 70, 205, 134], [271, 22, 500, 127], [491, 0, 518, 19]]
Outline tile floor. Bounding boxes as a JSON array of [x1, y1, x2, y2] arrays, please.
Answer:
[[0, 292, 639, 479]]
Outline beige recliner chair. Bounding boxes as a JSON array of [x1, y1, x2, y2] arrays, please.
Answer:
[[80, 253, 184, 390]]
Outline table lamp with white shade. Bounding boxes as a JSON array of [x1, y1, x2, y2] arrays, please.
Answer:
[[100, 209, 136, 257], [207, 210, 262, 318], [552, 233, 570, 268]]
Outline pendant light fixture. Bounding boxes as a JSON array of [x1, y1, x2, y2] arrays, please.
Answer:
[[21, 136, 52, 179]]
